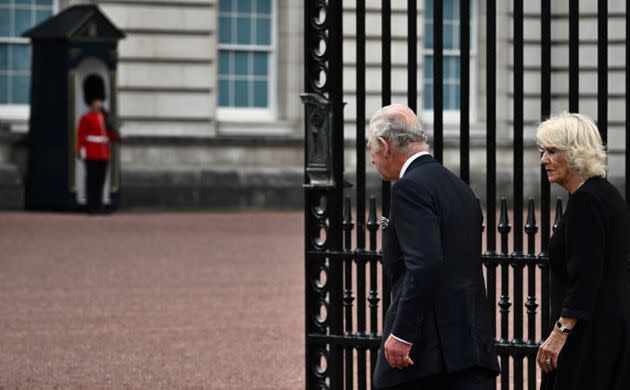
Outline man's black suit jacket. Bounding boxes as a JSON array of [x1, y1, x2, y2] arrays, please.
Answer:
[[374, 155, 500, 389]]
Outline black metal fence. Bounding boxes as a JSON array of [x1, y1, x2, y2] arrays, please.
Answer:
[[303, 1, 630, 389]]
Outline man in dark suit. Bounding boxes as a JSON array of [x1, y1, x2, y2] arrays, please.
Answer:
[[368, 105, 500, 390]]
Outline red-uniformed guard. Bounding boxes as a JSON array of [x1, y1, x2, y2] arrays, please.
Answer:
[[76, 74, 121, 214]]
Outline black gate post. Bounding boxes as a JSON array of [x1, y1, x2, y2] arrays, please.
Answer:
[[303, 1, 345, 389]]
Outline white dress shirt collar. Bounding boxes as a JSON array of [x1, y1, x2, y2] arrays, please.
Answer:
[[399, 151, 430, 179]]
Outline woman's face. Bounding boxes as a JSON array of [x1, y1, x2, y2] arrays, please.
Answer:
[[539, 144, 571, 185]]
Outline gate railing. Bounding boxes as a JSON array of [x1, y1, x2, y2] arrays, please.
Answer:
[[304, 1, 630, 389]]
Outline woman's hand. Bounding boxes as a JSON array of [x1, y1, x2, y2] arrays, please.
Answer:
[[536, 328, 568, 373]]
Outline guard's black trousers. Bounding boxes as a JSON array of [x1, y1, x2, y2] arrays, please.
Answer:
[[85, 159, 108, 214]]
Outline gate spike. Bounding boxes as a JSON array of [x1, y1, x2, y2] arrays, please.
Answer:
[[525, 197, 538, 256], [553, 197, 563, 232], [524, 197, 538, 234], [497, 197, 511, 255], [343, 195, 353, 228], [497, 197, 511, 234]]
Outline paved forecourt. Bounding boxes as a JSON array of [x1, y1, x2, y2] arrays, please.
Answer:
[[0, 212, 304, 390]]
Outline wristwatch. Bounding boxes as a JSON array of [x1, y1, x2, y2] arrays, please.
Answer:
[[555, 320, 572, 334]]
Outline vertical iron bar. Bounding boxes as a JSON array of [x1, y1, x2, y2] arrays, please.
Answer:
[[627, 0, 630, 205], [357, 255, 368, 390], [368, 197, 380, 335], [512, 2, 525, 385], [367, 197, 380, 390], [303, 4, 325, 389], [303, 0, 311, 383], [344, 196, 354, 252], [539, 7, 552, 386], [357, 0, 367, 252], [540, 0, 551, 255], [485, 0, 498, 338], [357, 258, 368, 390], [460, 0, 470, 184], [525, 198, 539, 390], [598, 0, 607, 143], [382, 0, 391, 110], [486, 261, 498, 338], [328, 2, 345, 388], [356, 0, 369, 372], [569, 0, 579, 112], [408, 0, 417, 112], [433, 0, 443, 162], [486, 0, 497, 253], [513, 0, 524, 257], [498, 198, 512, 390], [381, 0, 392, 320], [343, 196, 355, 390], [513, 1, 525, 386], [513, 267, 524, 390]]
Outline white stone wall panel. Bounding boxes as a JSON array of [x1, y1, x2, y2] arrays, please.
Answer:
[[119, 91, 211, 119], [118, 63, 213, 89], [100, 4, 213, 32], [119, 34, 213, 61]]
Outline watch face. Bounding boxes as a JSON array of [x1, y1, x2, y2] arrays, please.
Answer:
[[556, 321, 570, 333]]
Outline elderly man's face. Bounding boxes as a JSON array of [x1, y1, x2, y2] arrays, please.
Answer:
[[369, 137, 398, 181]]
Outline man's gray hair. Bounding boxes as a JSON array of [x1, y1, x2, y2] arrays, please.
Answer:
[[368, 104, 428, 153]]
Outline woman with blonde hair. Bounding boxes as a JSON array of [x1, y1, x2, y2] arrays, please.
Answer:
[[535, 112, 630, 389]]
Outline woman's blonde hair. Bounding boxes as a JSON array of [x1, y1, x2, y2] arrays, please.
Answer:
[[536, 112, 607, 178]]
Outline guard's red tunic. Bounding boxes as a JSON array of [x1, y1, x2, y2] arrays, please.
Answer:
[[76, 111, 119, 160]]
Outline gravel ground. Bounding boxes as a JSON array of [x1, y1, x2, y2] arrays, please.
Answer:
[[0, 212, 304, 390]]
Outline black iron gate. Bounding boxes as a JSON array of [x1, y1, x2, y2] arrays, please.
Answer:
[[303, 1, 630, 389]]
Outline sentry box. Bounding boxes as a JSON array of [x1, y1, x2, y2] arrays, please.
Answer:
[[23, 5, 125, 211]]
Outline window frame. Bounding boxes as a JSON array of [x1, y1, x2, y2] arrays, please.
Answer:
[[216, 0, 277, 123], [422, 0, 478, 124], [0, 0, 58, 119]]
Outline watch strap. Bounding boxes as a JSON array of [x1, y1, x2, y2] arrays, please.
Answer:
[[555, 320, 572, 334]]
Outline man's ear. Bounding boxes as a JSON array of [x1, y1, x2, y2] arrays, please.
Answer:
[[378, 137, 390, 156]]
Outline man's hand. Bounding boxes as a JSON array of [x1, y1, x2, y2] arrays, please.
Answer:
[[79, 147, 86, 160], [384, 335, 414, 369]]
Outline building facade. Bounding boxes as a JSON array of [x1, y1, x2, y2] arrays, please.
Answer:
[[0, 0, 626, 209]]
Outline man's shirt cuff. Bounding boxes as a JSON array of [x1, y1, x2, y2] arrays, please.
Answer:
[[391, 334, 413, 345]]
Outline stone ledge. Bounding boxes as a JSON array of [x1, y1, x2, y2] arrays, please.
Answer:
[[123, 134, 305, 147], [120, 166, 304, 210], [0, 164, 24, 210], [0, 163, 627, 211]]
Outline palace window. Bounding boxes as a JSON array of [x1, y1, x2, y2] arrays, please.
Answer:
[[423, 0, 476, 116], [0, 0, 54, 105], [217, 0, 275, 120]]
